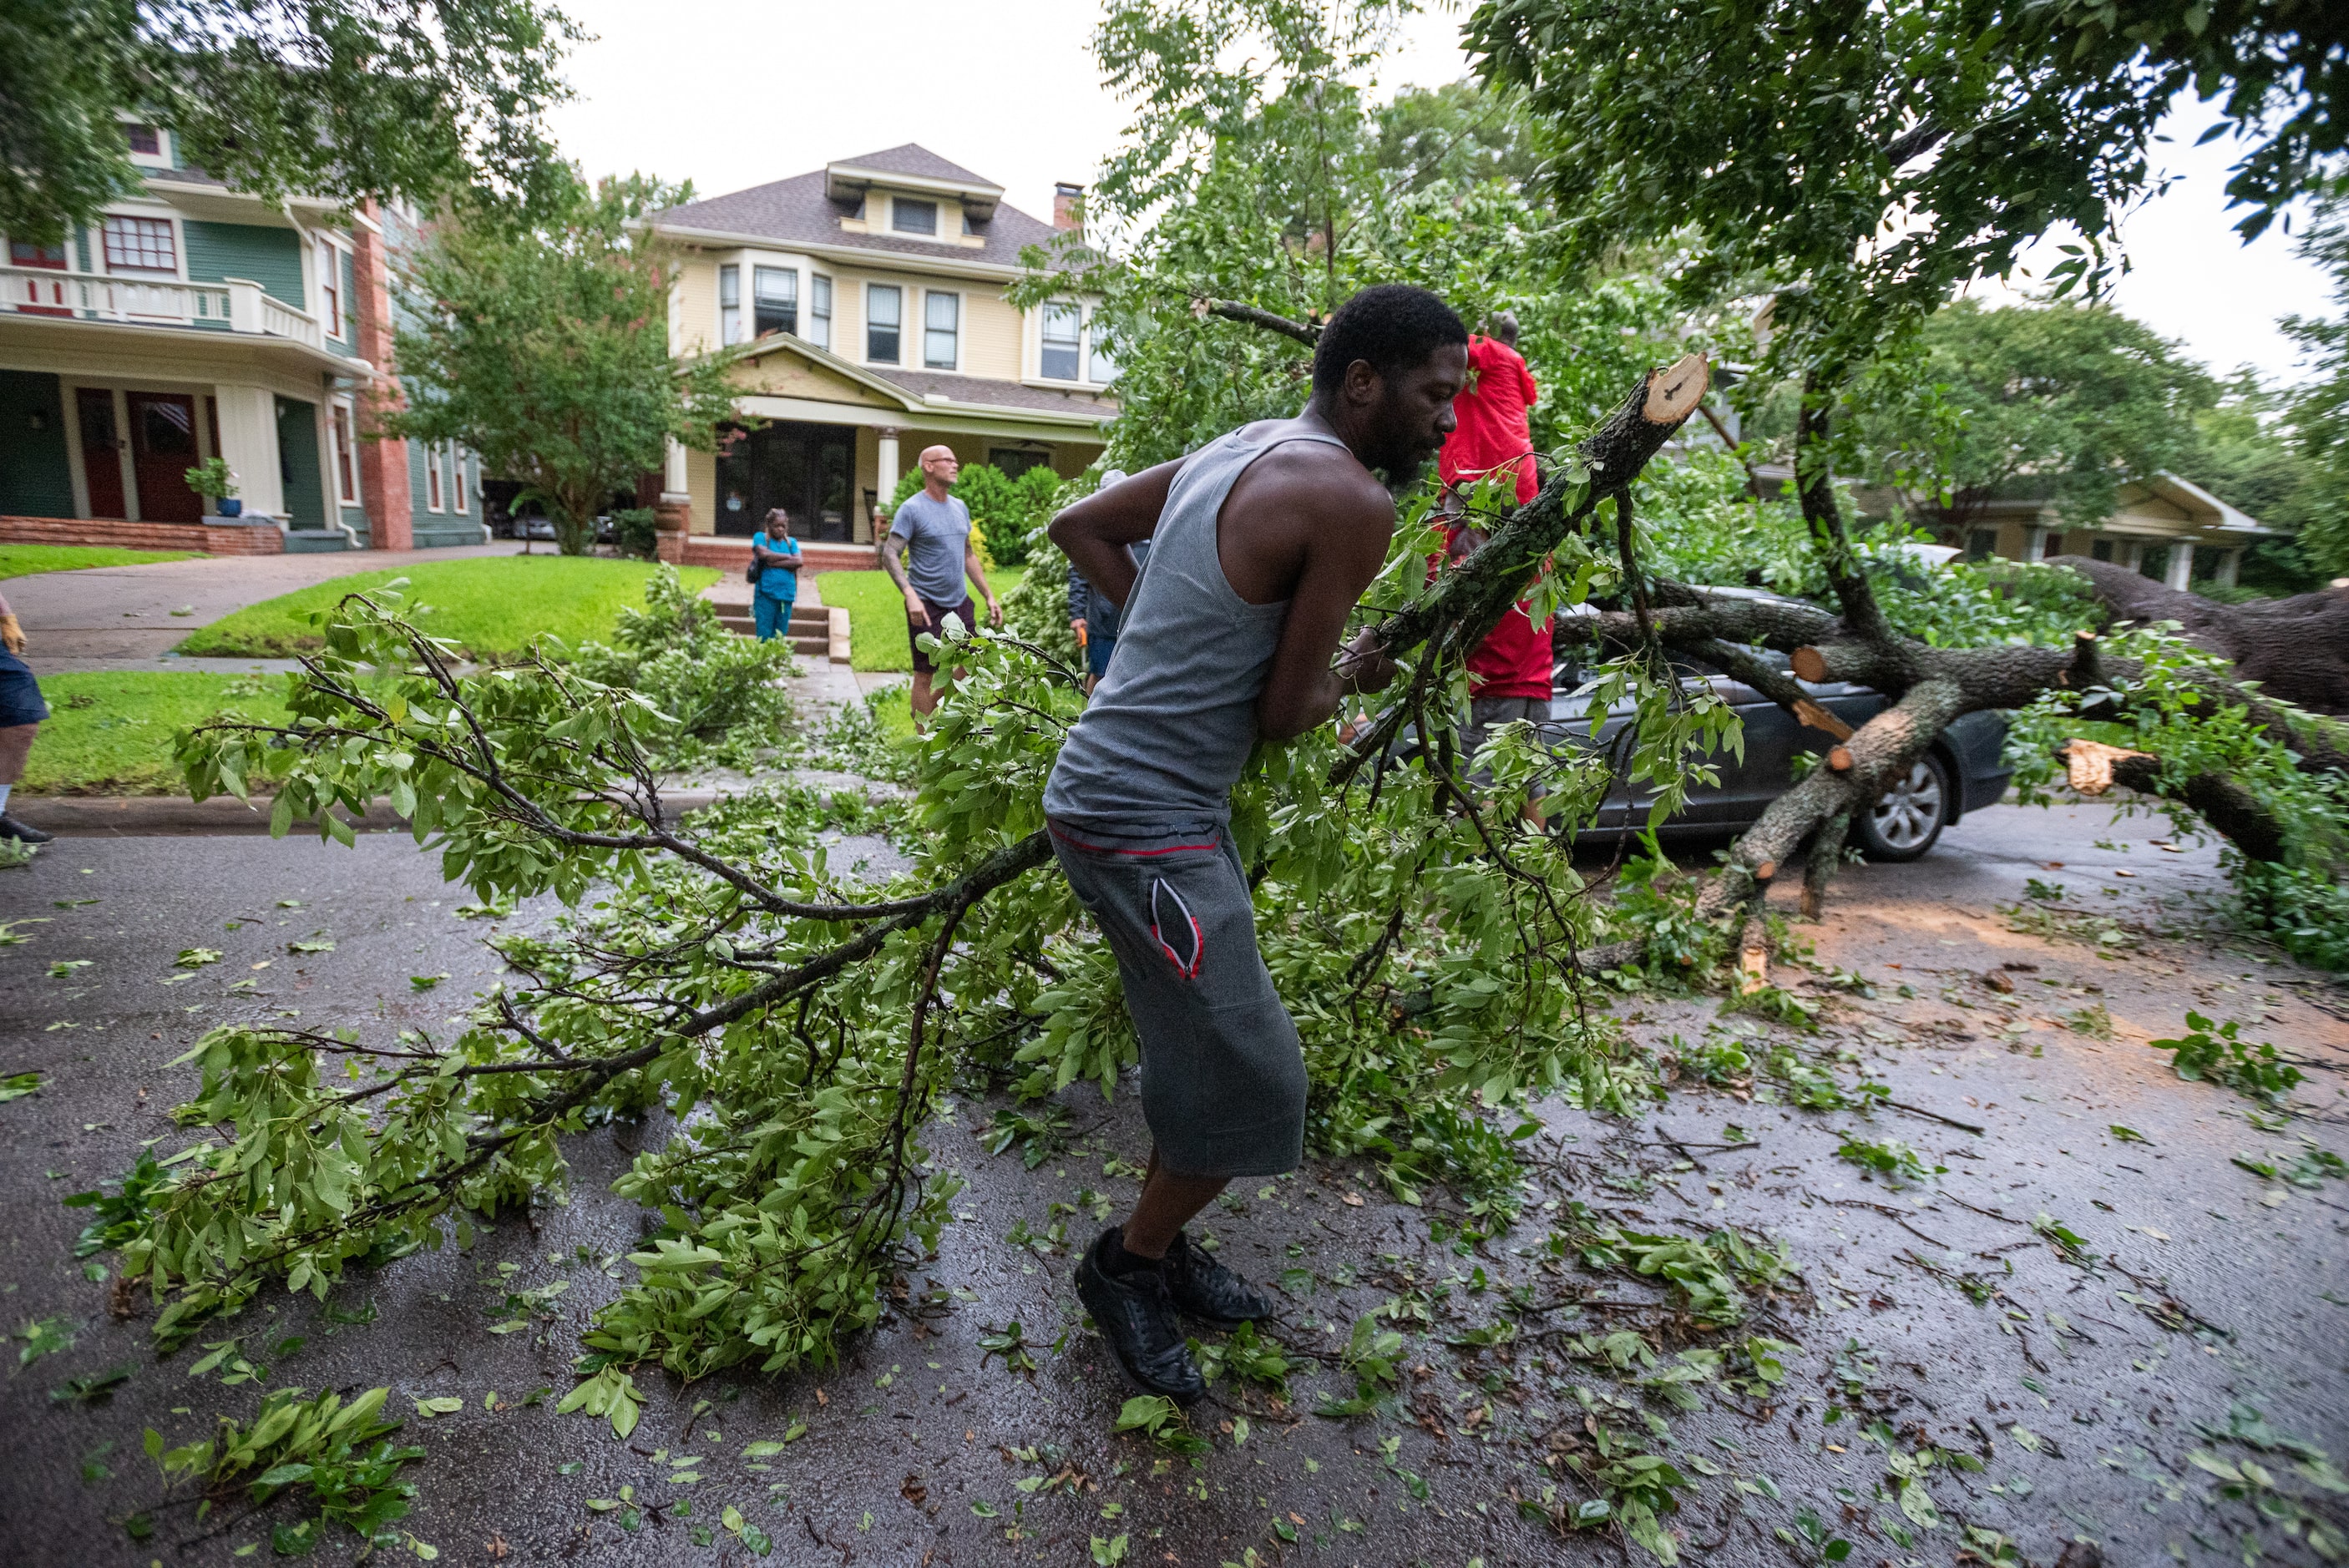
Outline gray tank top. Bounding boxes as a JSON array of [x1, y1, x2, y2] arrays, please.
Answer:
[[1043, 423, 1348, 836]]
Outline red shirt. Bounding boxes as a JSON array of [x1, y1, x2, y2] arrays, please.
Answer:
[[1439, 336, 1540, 504], [1435, 524, 1555, 702]]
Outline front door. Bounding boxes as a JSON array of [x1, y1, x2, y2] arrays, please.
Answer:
[[126, 392, 202, 522], [714, 421, 856, 541], [76, 387, 126, 518]]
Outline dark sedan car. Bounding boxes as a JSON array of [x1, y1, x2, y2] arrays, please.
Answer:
[[1540, 596, 2011, 861]]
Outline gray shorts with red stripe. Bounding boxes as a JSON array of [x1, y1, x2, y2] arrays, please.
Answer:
[[1048, 820, 1306, 1179]]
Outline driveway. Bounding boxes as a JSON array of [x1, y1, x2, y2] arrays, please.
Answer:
[[7, 542, 526, 673]]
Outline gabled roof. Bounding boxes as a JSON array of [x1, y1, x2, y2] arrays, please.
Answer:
[[726, 331, 1113, 427], [830, 144, 993, 187], [651, 145, 1057, 271]]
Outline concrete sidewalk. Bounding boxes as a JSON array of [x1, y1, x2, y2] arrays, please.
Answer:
[[8, 541, 524, 670]]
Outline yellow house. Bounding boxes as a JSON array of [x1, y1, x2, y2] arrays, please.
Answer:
[[646, 144, 1116, 569]]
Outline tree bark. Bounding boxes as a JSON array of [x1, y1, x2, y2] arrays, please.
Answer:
[[2049, 556, 2349, 717]]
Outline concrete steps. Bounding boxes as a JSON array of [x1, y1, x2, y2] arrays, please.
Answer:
[[715, 601, 831, 655]]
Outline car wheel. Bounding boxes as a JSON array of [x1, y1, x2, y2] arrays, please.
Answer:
[[1852, 752, 1951, 862]]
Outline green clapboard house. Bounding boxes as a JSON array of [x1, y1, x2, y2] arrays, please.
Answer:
[[0, 117, 483, 553]]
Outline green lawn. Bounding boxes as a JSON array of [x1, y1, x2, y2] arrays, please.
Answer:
[[179, 556, 719, 659], [0, 545, 200, 580], [820, 569, 1025, 672], [21, 672, 293, 796]]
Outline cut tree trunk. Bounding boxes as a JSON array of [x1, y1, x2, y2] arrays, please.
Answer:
[[2049, 555, 2349, 717]]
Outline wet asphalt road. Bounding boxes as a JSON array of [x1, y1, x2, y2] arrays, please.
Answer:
[[0, 807, 2342, 1568]]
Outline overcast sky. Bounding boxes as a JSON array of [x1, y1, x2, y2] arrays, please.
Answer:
[[544, 0, 2335, 384]]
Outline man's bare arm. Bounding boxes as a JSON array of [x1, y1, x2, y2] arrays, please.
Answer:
[[964, 544, 1001, 627], [1047, 459, 1183, 611], [879, 533, 924, 621], [1253, 468, 1399, 744]]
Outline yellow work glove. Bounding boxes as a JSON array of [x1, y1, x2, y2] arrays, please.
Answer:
[[0, 615, 23, 655]]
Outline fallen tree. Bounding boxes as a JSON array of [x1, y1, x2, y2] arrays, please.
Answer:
[[2051, 554, 2349, 717]]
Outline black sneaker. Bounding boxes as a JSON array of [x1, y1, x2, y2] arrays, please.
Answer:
[[0, 814, 50, 844], [1162, 1228, 1273, 1327], [1075, 1228, 1205, 1405]]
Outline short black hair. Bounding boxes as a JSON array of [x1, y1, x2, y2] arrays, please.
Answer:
[[1310, 284, 1468, 398]]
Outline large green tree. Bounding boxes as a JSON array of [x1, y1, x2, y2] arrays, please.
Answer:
[[0, 0, 580, 243], [384, 170, 742, 556], [2283, 181, 2349, 577], [1850, 297, 2217, 538], [1023, 0, 1706, 470]]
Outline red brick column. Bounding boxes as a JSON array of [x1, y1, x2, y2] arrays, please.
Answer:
[[352, 200, 413, 551]]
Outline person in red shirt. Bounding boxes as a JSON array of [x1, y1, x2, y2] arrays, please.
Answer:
[[1435, 314, 1552, 821]]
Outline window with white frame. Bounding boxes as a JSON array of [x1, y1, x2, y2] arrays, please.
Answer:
[[924, 291, 959, 370], [892, 198, 936, 235], [1089, 319, 1117, 384], [1040, 301, 1081, 382], [452, 446, 468, 513], [318, 243, 343, 339], [866, 284, 901, 363], [718, 264, 742, 345], [122, 123, 170, 167], [332, 404, 357, 503], [809, 274, 832, 351], [425, 446, 444, 512], [753, 266, 797, 337], [102, 215, 176, 274]]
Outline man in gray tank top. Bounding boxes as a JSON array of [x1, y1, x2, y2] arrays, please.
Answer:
[[1046, 285, 1469, 1403]]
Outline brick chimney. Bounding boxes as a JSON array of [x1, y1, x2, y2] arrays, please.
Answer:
[[1052, 183, 1084, 235], [351, 199, 413, 551]]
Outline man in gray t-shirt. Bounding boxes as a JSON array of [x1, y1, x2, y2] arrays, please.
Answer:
[[883, 445, 1001, 721]]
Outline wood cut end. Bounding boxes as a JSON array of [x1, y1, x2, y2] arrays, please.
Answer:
[[1793, 699, 1854, 741], [1790, 646, 1829, 683], [1827, 746, 1853, 772], [2063, 738, 2151, 797], [1753, 860, 1778, 883], [1738, 945, 1769, 994], [1642, 352, 1710, 424]]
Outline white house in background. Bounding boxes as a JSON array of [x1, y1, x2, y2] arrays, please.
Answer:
[[1952, 473, 2277, 589], [0, 116, 485, 554]]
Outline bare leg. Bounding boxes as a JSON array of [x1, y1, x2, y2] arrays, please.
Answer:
[[909, 668, 937, 723], [1120, 1146, 1228, 1259], [0, 722, 37, 784]]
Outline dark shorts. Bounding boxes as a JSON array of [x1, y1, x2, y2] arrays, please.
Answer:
[[1462, 695, 1552, 794], [1049, 822, 1307, 1179], [1085, 631, 1116, 680], [0, 652, 48, 728], [909, 595, 976, 675]]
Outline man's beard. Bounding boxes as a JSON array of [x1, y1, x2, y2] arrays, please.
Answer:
[[1372, 451, 1432, 496]]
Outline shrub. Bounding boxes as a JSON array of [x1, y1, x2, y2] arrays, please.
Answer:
[[567, 565, 793, 761], [610, 507, 660, 559]]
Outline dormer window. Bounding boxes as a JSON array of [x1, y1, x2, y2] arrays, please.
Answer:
[[892, 198, 937, 236], [124, 124, 161, 155]]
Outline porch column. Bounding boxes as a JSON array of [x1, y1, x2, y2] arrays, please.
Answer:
[[213, 384, 284, 518], [2024, 524, 2051, 564], [656, 435, 691, 535], [2216, 549, 2242, 588], [873, 425, 900, 544], [2166, 540, 2195, 591]]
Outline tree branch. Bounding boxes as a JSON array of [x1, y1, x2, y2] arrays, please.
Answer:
[[1192, 296, 1321, 345]]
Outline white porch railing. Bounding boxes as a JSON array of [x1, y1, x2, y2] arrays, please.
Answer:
[[0, 264, 323, 349]]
